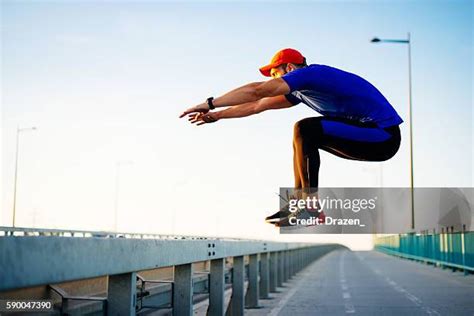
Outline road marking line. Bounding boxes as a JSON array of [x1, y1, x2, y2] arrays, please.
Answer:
[[365, 252, 441, 316], [344, 303, 356, 314], [339, 250, 356, 315], [367, 265, 441, 316], [423, 306, 441, 316]]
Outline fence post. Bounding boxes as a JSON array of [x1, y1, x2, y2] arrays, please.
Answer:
[[226, 256, 245, 316], [299, 248, 302, 269], [173, 263, 193, 316], [209, 258, 225, 316], [245, 254, 259, 308], [289, 250, 294, 278], [462, 225, 468, 275], [107, 272, 137, 316], [259, 252, 270, 299], [278, 251, 284, 286], [270, 252, 278, 292]]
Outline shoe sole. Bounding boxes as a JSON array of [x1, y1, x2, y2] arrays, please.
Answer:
[[265, 218, 284, 224]]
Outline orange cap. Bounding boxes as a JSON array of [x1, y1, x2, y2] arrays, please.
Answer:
[[259, 48, 305, 77]]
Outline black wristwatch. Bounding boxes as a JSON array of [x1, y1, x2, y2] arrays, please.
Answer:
[[206, 97, 216, 110]]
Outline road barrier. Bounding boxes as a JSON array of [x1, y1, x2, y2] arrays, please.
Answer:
[[0, 227, 342, 315], [375, 231, 474, 274]]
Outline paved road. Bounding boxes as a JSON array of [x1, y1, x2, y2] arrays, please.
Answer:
[[247, 249, 474, 316]]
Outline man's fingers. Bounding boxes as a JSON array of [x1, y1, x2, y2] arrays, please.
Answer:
[[187, 113, 200, 122], [190, 114, 203, 123], [190, 115, 203, 124], [180, 105, 209, 119], [179, 107, 197, 118], [179, 111, 190, 118], [183, 111, 215, 126]]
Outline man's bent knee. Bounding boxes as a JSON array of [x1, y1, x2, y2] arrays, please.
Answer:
[[293, 117, 321, 141]]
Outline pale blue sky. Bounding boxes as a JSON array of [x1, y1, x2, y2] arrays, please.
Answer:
[[1, 1, 472, 249]]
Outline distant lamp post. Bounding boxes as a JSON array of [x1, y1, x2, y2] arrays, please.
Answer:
[[371, 33, 415, 231], [12, 126, 37, 227], [114, 160, 134, 232]]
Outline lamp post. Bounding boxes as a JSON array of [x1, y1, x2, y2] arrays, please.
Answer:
[[114, 160, 133, 232], [371, 33, 415, 231], [12, 126, 37, 227]]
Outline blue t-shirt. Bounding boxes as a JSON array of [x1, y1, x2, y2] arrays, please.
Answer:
[[282, 64, 404, 128]]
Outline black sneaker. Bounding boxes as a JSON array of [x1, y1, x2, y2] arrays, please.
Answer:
[[265, 207, 292, 223]]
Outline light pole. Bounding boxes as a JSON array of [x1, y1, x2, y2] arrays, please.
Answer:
[[114, 160, 133, 232], [12, 126, 37, 227], [371, 33, 415, 231]]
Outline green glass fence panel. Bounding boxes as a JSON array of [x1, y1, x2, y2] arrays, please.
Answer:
[[465, 232, 474, 268], [375, 232, 474, 271]]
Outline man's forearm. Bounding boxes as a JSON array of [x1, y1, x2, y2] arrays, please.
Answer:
[[212, 82, 263, 108], [179, 78, 289, 118], [215, 101, 259, 119]]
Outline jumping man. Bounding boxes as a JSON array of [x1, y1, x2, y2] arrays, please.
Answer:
[[179, 48, 403, 227]]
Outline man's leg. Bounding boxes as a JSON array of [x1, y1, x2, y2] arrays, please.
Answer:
[[293, 118, 322, 190], [292, 116, 401, 193], [292, 142, 302, 189], [276, 116, 400, 226], [265, 141, 303, 223], [271, 119, 322, 227]]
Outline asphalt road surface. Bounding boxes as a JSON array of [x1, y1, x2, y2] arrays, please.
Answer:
[[246, 249, 474, 316]]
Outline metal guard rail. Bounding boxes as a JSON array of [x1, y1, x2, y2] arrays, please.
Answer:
[[0, 226, 343, 315]]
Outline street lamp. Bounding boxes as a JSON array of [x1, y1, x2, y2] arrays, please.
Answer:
[[114, 160, 133, 232], [12, 126, 37, 227], [371, 33, 415, 231]]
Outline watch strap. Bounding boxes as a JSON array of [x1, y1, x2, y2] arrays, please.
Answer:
[[206, 97, 216, 110]]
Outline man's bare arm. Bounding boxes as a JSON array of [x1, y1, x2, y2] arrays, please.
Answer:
[[213, 79, 291, 108], [188, 95, 294, 125], [179, 79, 291, 118], [216, 95, 294, 119]]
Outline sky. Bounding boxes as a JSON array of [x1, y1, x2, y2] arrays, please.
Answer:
[[1, 0, 472, 250]]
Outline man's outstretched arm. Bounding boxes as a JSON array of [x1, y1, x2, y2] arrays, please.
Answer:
[[189, 95, 294, 126], [179, 78, 291, 118]]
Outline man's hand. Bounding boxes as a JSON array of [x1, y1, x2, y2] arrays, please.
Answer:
[[179, 102, 210, 118], [187, 112, 219, 126]]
